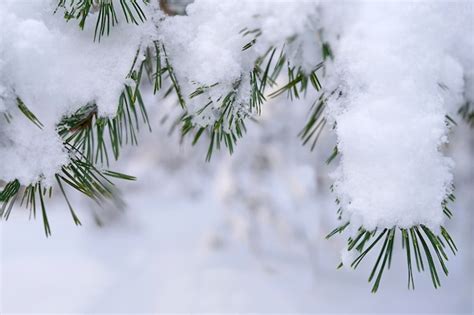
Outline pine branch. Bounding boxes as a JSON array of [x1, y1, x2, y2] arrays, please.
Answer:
[[1, 50, 150, 235], [181, 89, 249, 162], [0, 154, 135, 236], [57, 50, 151, 165], [164, 40, 325, 161]]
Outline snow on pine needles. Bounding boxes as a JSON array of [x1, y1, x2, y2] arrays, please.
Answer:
[[325, 2, 471, 230]]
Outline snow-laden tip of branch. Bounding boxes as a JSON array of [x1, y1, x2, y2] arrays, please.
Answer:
[[326, 2, 472, 230]]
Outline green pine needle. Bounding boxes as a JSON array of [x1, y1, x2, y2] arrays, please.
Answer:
[[16, 97, 44, 129], [56, 0, 149, 42]]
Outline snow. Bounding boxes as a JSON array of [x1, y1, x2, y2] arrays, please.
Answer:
[[0, 122, 67, 186], [325, 1, 472, 229], [0, 0, 154, 184]]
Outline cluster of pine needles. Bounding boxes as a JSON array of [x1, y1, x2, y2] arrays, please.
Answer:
[[325, 186, 457, 293]]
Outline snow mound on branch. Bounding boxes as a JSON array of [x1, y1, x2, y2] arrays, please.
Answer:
[[326, 2, 472, 229], [0, 0, 154, 185], [159, 0, 320, 126]]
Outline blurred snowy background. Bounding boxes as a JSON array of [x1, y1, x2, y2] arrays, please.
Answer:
[[1, 85, 472, 313]]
